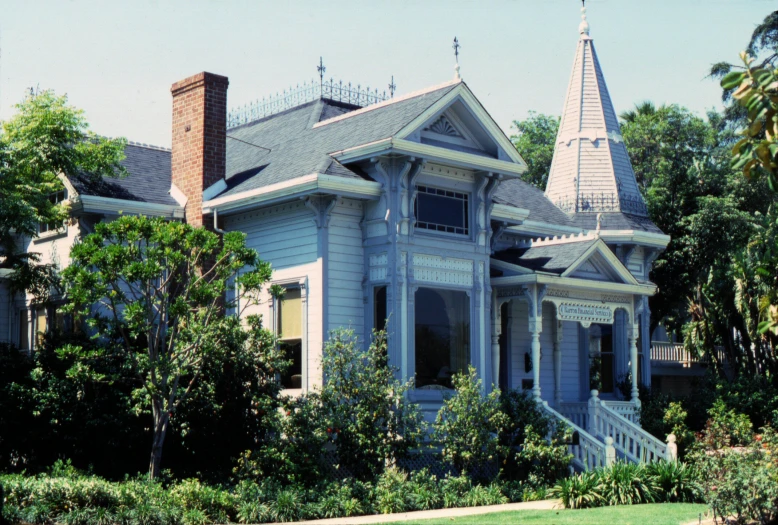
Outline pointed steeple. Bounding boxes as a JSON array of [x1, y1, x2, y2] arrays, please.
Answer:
[[545, 5, 647, 217]]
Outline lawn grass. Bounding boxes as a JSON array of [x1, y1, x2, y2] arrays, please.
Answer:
[[397, 503, 709, 525]]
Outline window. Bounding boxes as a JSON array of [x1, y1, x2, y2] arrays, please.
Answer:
[[374, 286, 387, 333], [588, 324, 614, 394], [414, 288, 470, 389], [39, 189, 67, 234], [18, 309, 29, 351], [278, 287, 303, 389], [35, 307, 48, 347], [414, 186, 469, 235]]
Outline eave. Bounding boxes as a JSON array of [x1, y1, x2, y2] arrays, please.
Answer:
[[70, 195, 185, 219], [330, 138, 527, 178], [491, 272, 657, 296], [595, 230, 671, 249], [203, 173, 383, 215], [492, 204, 530, 224]]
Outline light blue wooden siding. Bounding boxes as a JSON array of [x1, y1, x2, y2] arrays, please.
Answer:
[[327, 199, 364, 340], [509, 300, 582, 403], [224, 202, 318, 269]]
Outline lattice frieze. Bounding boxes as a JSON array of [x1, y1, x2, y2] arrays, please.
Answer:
[[412, 254, 473, 287]]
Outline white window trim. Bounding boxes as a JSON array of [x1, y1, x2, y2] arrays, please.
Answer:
[[271, 276, 308, 395]]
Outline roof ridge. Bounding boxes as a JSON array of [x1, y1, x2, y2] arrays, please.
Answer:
[[313, 79, 461, 128], [126, 140, 171, 152], [515, 231, 596, 248]]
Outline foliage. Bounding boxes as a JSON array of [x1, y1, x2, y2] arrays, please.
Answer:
[[433, 366, 508, 476], [597, 462, 659, 506], [510, 425, 572, 490], [644, 461, 701, 504], [61, 215, 273, 479], [510, 112, 560, 188], [697, 399, 753, 450], [689, 424, 778, 524], [662, 402, 694, 459], [319, 328, 426, 481], [550, 471, 603, 509], [0, 91, 127, 299]]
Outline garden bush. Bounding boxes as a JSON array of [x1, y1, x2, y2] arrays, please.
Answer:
[[433, 366, 508, 476], [318, 328, 427, 481]]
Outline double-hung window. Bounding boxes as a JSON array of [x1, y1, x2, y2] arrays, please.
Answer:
[[39, 189, 67, 234], [414, 186, 469, 235], [278, 287, 303, 389]]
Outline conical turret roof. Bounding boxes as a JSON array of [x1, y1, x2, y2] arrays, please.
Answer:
[[544, 7, 648, 218]]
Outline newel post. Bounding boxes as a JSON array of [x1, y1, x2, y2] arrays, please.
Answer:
[[604, 436, 616, 467], [666, 434, 678, 462], [587, 389, 600, 435]]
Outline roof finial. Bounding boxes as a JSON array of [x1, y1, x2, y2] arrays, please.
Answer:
[[452, 37, 462, 81], [579, 1, 590, 36], [317, 57, 326, 89], [388, 75, 396, 98]]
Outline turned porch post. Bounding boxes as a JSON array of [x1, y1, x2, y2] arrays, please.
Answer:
[[553, 320, 563, 407], [530, 318, 542, 399], [629, 323, 640, 406]]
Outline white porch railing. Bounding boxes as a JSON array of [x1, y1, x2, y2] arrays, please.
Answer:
[[651, 341, 727, 366], [589, 391, 675, 463], [559, 402, 589, 430], [602, 400, 639, 424], [540, 401, 615, 471]]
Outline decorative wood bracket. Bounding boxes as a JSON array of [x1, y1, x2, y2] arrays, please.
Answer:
[[303, 195, 337, 228]]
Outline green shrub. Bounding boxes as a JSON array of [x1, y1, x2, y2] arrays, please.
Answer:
[[433, 366, 508, 476], [320, 329, 427, 481], [690, 424, 778, 524], [550, 471, 603, 509], [374, 467, 414, 514], [512, 424, 572, 490], [598, 462, 658, 506], [645, 460, 702, 503], [408, 469, 442, 510]]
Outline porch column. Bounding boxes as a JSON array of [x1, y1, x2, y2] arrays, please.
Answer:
[[553, 320, 563, 407], [530, 317, 542, 399], [491, 291, 500, 389], [629, 323, 640, 406]]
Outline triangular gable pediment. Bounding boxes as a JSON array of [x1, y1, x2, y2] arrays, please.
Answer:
[[396, 83, 527, 167], [563, 239, 638, 285]]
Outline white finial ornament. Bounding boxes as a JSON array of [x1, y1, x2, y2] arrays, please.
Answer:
[[579, 4, 590, 36]]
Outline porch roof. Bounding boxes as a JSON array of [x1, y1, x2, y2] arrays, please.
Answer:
[[492, 240, 597, 275]]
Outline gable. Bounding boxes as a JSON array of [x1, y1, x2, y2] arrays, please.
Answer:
[[562, 241, 638, 285], [396, 84, 526, 166]]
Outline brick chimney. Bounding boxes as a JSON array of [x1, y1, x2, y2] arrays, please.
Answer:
[[171, 72, 229, 227]]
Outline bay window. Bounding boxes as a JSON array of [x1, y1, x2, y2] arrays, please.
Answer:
[[414, 287, 470, 389]]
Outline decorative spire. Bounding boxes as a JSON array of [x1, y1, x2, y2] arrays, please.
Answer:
[[579, 1, 590, 37], [388, 75, 396, 98], [544, 3, 648, 218], [452, 37, 462, 81]]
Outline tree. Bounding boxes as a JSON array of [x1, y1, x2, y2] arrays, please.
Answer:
[[510, 112, 560, 188], [61, 215, 273, 479], [0, 90, 126, 299], [618, 104, 764, 342]]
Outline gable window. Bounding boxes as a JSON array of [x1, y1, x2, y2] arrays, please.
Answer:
[[39, 189, 67, 234], [414, 186, 469, 235], [414, 288, 470, 389], [278, 287, 303, 389]]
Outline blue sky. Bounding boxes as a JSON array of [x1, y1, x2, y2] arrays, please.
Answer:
[[1, 0, 772, 147]]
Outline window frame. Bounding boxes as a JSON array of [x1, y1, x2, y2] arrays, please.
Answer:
[[271, 277, 308, 393], [37, 189, 68, 239], [413, 185, 470, 237], [411, 285, 473, 398]]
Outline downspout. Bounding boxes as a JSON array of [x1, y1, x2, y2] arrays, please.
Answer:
[[212, 207, 227, 234]]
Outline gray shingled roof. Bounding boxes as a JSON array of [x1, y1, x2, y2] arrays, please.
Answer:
[[493, 179, 575, 226], [571, 212, 662, 234], [493, 240, 596, 274], [221, 84, 459, 197], [69, 143, 176, 206]]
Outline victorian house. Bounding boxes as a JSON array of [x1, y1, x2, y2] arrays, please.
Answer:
[[1, 7, 675, 468]]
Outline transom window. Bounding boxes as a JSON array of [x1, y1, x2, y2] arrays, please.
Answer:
[[414, 186, 469, 235], [39, 189, 67, 234]]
